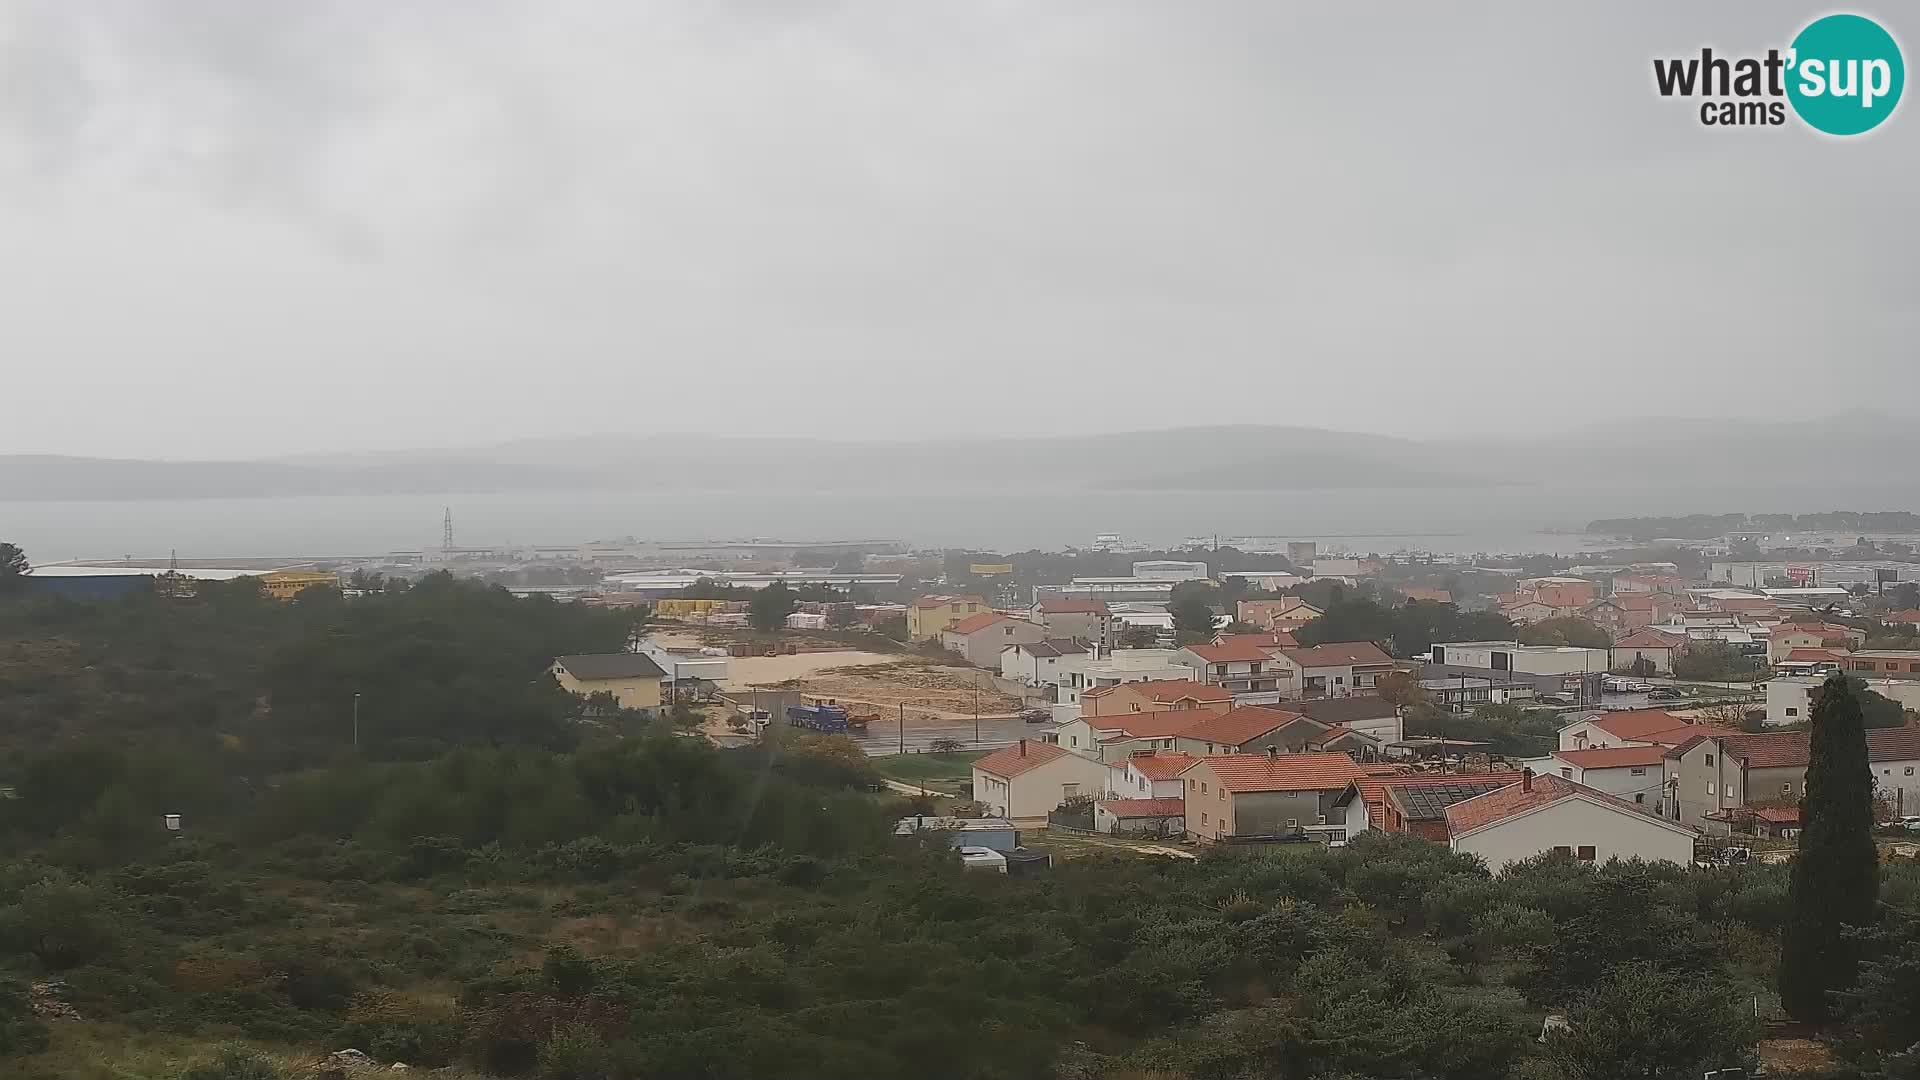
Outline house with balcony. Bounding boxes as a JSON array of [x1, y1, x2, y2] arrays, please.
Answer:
[[1268, 641, 1396, 699], [1179, 751, 1367, 845]]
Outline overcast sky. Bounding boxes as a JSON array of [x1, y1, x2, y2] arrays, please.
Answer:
[[1, 2, 1912, 459]]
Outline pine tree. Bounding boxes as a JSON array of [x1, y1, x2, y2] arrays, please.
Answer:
[[1779, 673, 1880, 1023]]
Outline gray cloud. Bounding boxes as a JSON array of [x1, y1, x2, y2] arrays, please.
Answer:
[[0, 1, 1912, 458]]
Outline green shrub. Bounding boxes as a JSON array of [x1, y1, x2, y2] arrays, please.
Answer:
[[538, 1022, 611, 1080], [0, 975, 50, 1057], [180, 1045, 281, 1080]]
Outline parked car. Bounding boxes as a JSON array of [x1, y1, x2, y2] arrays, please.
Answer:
[[1647, 687, 1683, 701], [1020, 708, 1051, 724], [1900, 815, 1920, 832]]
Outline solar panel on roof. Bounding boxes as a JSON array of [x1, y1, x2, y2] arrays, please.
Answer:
[[1396, 780, 1512, 820]]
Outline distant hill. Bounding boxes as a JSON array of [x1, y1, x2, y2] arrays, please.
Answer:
[[6, 413, 1917, 501]]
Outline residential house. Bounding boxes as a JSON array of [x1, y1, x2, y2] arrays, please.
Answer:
[[1580, 597, 1630, 637], [1094, 797, 1187, 836], [942, 613, 1047, 667], [1055, 709, 1213, 760], [1529, 745, 1670, 810], [1612, 591, 1680, 631], [1768, 621, 1866, 663], [1269, 641, 1396, 699], [1335, 772, 1525, 841], [907, 594, 990, 641], [1703, 805, 1800, 839], [1061, 648, 1194, 706], [1237, 597, 1323, 632], [1030, 597, 1115, 648], [1172, 706, 1374, 758], [1610, 629, 1689, 675], [1500, 599, 1563, 626], [1180, 751, 1367, 844], [1398, 586, 1454, 604], [1000, 638, 1089, 689], [1720, 726, 1920, 817], [551, 653, 666, 713], [1431, 641, 1611, 677], [1844, 650, 1920, 681], [1660, 733, 1748, 828], [1444, 772, 1697, 872], [1103, 748, 1199, 799], [970, 739, 1113, 820], [1176, 638, 1287, 696], [1886, 609, 1920, 626], [1080, 678, 1234, 718], [1557, 709, 1736, 752], [1421, 675, 1539, 714], [1523, 577, 1599, 610], [1295, 696, 1406, 743], [1768, 673, 1920, 725]]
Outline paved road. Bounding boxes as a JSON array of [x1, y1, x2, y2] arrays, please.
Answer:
[[879, 778, 947, 798]]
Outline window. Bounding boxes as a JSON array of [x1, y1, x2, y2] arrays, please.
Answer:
[[1201, 812, 1209, 826], [1630, 767, 1646, 776], [1286, 818, 1300, 828], [1705, 754, 1714, 766], [1907, 767, 1916, 776], [1559, 768, 1572, 779], [1786, 707, 1798, 717], [1218, 788, 1225, 801], [1782, 782, 1793, 793], [1189, 778, 1195, 790], [1201, 782, 1209, 794], [1635, 793, 1645, 804], [1706, 782, 1715, 795], [1577, 845, 1597, 862], [1553, 845, 1572, 856], [1070, 736, 1078, 747]]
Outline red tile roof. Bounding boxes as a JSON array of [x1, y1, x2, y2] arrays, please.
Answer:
[[1443, 774, 1691, 837], [1753, 806, 1800, 824], [1400, 587, 1453, 604], [1552, 745, 1671, 769], [1868, 726, 1920, 762], [1124, 750, 1201, 780], [1086, 678, 1232, 705], [1783, 647, 1846, 663], [945, 612, 1012, 635], [1279, 641, 1395, 668], [1189, 752, 1365, 794], [973, 739, 1072, 779], [1098, 797, 1187, 818], [1087, 708, 1217, 739], [1887, 610, 1920, 625], [1587, 709, 1690, 741], [1185, 638, 1281, 663], [1177, 705, 1307, 747]]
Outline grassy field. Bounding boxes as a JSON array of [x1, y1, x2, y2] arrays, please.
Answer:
[[871, 750, 987, 790]]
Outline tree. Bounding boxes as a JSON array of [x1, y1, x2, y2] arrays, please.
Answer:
[[0, 542, 27, 594], [1169, 582, 1220, 641], [1672, 641, 1766, 683], [1628, 655, 1656, 678], [748, 582, 797, 632], [929, 737, 965, 755], [1780, 673, 1881, 1023], [1119, 624, 1159, 648], [1544, 963, 1758, 1080], [1518, 617, 1610, 649], [1373, 670, 1426, 708]]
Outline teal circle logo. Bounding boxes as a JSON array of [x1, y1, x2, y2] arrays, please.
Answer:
[[1787, 14, 1904, 135]]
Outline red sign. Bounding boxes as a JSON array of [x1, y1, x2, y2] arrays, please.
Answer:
[[1786, 566, 1812, 584]]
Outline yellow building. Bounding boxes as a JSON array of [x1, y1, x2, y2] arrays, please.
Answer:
[[260, 570, 339, 601], [551, 653, 666, 713], [653, 598, 732, 619], [906, 594, 990, 641]]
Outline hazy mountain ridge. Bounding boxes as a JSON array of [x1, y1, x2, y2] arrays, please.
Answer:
[[1, 414, 1908, 501]]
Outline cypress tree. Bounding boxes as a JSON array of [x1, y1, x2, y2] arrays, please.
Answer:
[[1779, 673, 1880, 1023]]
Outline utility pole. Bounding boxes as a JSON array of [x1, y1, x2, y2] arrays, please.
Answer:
[[352, 692, 361, 752], [973, 678, 981, 746], [899, 702, 906, 755]]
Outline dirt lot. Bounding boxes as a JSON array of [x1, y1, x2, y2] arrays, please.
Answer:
[[758, 659, 1022, 722]]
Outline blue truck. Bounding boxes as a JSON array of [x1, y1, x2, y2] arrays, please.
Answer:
[[786, 702, 851, 733]]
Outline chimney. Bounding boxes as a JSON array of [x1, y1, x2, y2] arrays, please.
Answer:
[[1018, 738, 1027, 757], [1521, 767, 1533, 792], [1265, 745, 1279, 761]]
